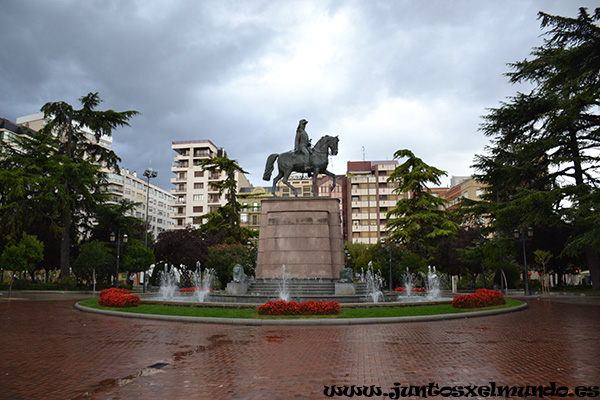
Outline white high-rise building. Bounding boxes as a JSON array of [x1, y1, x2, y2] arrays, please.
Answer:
[[106, 169, 175, 238], [171, 140, 251, 229]]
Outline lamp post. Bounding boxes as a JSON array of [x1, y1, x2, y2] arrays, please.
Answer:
[[247, 241, 258, 271], [514, 227, 533, 296], [344, 246, 350, 269], [381, 239, 395, 291], [143, 168, 157, 292], [143, 168, 158, 247], [110, 231, 128, 288]]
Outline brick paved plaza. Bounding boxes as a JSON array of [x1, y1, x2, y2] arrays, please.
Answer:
[[1, 293, 599, 399]]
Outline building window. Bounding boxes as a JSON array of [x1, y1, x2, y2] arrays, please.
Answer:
[[194, 182, 204, 189], [193, 206, 203, 213], [193, 194, 204, 202], [241, 213, 248, 223], [194, 171, 204, 178]]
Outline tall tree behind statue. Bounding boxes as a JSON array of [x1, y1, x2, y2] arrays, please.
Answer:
[[471, 8, 600, 288]]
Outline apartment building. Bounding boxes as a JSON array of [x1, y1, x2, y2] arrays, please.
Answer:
[[345, 161, 403, 244], [1, 117, 35, 144], [170, 140, 251, 228], [444, 176, 486, 211], [16, 112, 113, 150], [106, 169, 175, 237]]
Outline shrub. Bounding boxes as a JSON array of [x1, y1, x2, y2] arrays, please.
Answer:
[[98, 288, 140, 308], [59, 276, 77, 290], [452, 288, 506, 309], [257, 300, 341, 316]]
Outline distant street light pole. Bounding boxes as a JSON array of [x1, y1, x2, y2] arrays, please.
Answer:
[[514, 227, 533, 296], [143, 168, 158, 247], [381, 239, 394, 291], [110, 230, 128, 288], [143, 168, 157, 293]]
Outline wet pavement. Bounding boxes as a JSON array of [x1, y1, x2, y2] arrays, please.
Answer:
[[1, 292, 599, 399]]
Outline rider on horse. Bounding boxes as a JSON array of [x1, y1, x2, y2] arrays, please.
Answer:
[[294, 119, 312, 174]]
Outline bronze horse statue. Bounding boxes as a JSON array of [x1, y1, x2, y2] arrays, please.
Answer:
[[263, 135, 339, 197]]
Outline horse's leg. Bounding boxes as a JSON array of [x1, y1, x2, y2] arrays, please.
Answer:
[[322, 169, 336, 192], [271, 170, 284, 197], [281, 169, 298, 197]]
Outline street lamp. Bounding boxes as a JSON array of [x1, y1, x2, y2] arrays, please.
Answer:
[[344, 246, 350, 269], [247, 241, 258, 271], [514, 227, 533, 296], [381, 239, 396, 291], [110, 231, 128, 288], [143, 168, 158, 293], [143, 168, 158, 247]]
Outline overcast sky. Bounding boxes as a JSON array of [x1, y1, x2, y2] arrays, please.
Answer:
[[1, 1, 596, 190]]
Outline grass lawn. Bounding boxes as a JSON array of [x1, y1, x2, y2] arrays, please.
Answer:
[[78, 298, 524, 319]]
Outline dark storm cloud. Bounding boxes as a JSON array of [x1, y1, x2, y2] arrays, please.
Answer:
[[1, 0, 597, 188]]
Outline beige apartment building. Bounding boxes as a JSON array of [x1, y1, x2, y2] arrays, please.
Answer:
[[443, 176, 487, 211], [106, 169, 175, 238], [345, 161, 404, 244], [170, 140, 251, 229], [16, 112, 114, 150]]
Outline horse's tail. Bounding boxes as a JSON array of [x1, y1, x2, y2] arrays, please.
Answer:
[[263, 153, 278, 181]]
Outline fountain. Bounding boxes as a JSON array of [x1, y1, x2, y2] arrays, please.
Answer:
[[401, 267, 415, 297], [364, 262, 384, 303], [426, 265, 441, 300], [191, 268, 215, 302], [278, 264, 290, 301], [143, 262, 453, 307], [158, 264, 178, 300]]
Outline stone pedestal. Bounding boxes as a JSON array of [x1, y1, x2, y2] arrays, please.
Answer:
[[225, 282, 249, 295], [255, 197, 344, 280], [335, 282, 356, 295]]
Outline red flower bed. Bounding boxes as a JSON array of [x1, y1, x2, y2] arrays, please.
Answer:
[[393, 286, 426, 293], [258, 300, 341, 316], [179, 287, 213, 293], [99, 288, 140, 308], [452, 288, 506, 309]]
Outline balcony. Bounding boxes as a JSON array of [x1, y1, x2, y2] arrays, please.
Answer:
[[172, 162, 189, 170]]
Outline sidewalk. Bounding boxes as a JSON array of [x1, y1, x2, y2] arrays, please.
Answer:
[[1, 292, 599, 399]]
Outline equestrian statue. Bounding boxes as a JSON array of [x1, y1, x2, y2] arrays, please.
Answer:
[[263, 119, 339, 197]]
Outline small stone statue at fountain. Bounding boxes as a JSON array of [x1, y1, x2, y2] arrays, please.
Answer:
[[232, 264, 248, 283]]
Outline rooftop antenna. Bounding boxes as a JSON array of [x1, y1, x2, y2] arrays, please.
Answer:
[[362, 146, 365, 161]]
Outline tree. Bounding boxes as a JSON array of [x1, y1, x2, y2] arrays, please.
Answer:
[[153, 228, 219, 281], [386, 149, 459, 264], [121, 238, 155, 274], [91, 200, 145, 243], [43, 93, 138, 278], [197, 155, 256, 244], [205, 243, 254, 287], [0, 233, 44, 297], [73, 240, 113, 285], [472, 8, 600, 288], [0, 131, 58, 246], [0, 93, 138, 279]]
